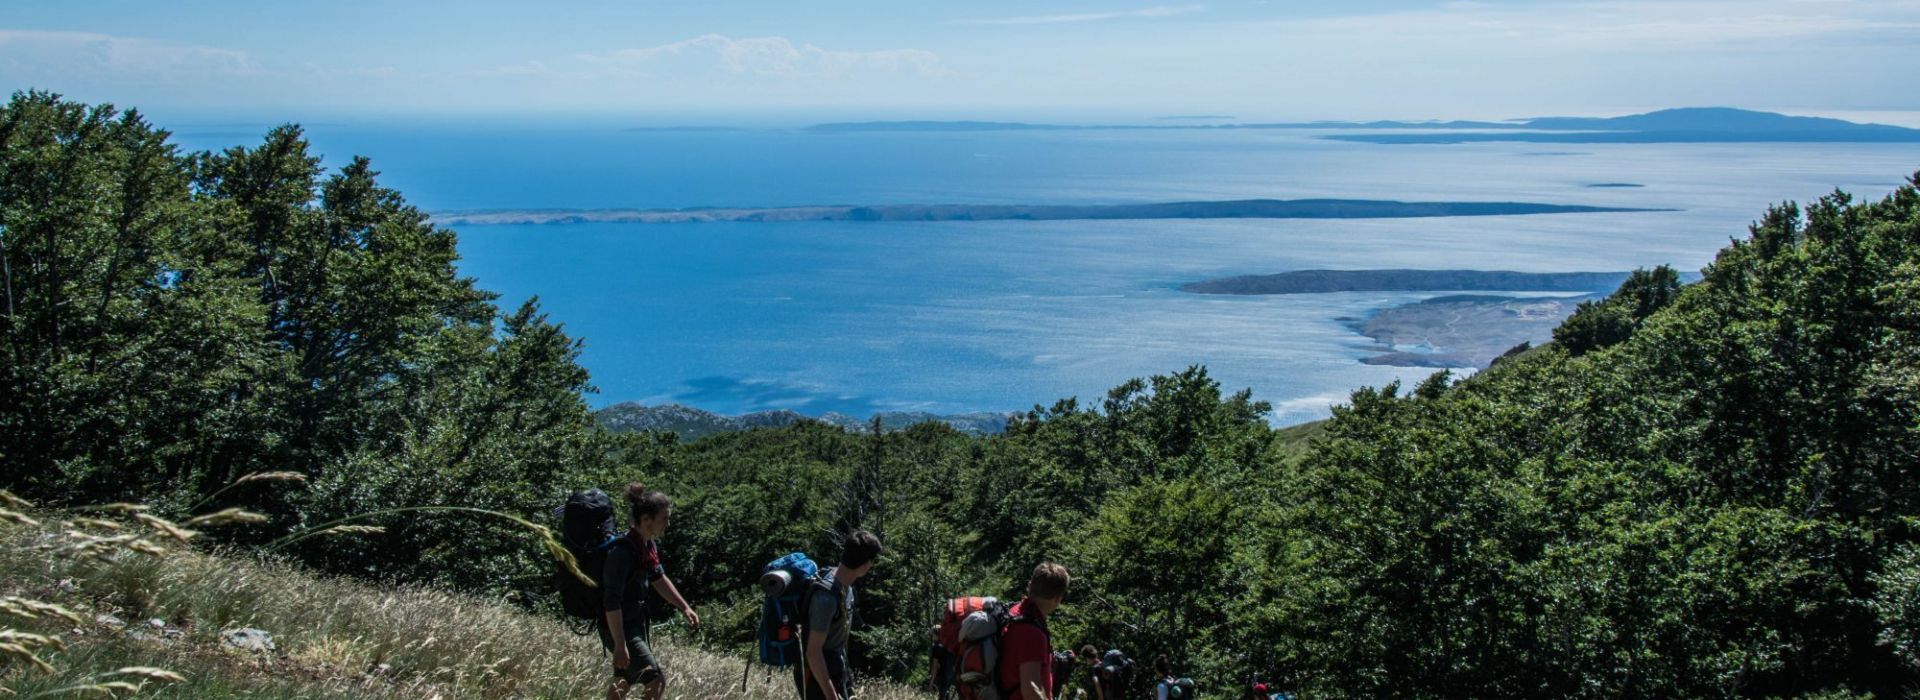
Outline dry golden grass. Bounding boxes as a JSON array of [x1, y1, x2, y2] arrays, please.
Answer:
[[0, 507, 928, 700]]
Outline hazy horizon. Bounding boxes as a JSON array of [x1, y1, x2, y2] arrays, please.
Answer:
[[7, 1, 1919, 121]]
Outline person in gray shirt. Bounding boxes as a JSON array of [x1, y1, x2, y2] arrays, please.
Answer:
[[797, 530, 882, 700]]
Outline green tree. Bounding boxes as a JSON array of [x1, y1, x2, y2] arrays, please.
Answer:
[[0, 91, 271, 503]]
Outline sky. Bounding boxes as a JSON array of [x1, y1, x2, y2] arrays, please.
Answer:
[[3, 0, 1919, 122]]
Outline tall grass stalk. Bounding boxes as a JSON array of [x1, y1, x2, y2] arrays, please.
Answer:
[[266, 506, 592, 587]]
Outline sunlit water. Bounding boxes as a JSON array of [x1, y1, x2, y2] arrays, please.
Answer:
[[170, 121, 1920, 424]]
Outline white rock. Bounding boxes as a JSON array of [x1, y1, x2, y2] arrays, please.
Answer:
[[221, 627, 276, 653]]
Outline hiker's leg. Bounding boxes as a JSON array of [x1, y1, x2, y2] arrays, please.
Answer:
[[627, 629, 666, 700], [598, 619, 631, 700], [642, 671, 666, 700], [793, 660, 818, 700]]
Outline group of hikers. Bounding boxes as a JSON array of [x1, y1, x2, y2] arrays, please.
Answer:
[[557, 483, 1287, 700]]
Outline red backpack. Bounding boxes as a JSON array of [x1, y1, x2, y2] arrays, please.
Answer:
[[948, 598, 1047, 700], [938, 596, 996, 655]]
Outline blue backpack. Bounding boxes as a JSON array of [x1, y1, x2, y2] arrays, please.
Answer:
[[756, 552, 820, 666]]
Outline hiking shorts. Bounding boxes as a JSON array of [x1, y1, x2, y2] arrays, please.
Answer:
[[598, 619, 664, 687]]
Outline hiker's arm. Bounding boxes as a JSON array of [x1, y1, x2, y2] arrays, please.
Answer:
[[602, 549, 635, 669], [805, 629, 840, 700], [1018, 660, 1047, 700], [650, 575, 700, 630], [604, 608, 629, 670]]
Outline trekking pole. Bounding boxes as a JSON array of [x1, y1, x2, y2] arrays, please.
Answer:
[[740, 652, 752, 693]]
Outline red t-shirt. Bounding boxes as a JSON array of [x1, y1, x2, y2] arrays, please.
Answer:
[[997, 599, 1052, 698]]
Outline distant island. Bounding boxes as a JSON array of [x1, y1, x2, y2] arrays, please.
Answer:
[[806, 121, 1085, 132], [595, 402, 1013, 439], [621, 126, 745, 133], [806, 108, 1920, 144], [1322, 108, 1920, 144], [433, 199, 1660, 227], [1182, 269, 1672, 295], [804, 118, 1528, 132]]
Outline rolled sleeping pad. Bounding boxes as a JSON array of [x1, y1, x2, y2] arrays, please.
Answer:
[[760, 568, 793, 597]]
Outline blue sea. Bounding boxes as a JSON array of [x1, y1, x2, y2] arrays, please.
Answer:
[[169, 119, 1920, 424]]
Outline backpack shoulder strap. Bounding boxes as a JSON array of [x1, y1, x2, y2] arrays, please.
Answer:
[[798, 572, 839, 625], [600, 535, 649, 586], [1005, 609, 1050, 642]]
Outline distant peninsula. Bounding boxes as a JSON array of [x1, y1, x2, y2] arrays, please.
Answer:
[[805, 108, 1920, 144], [1352, 294, 1598, 368], [1180, 268, 1704, 369], [433, 199, 1660, 227], [595, 402, 1012, 439], [1183, 269, 1666, 295]]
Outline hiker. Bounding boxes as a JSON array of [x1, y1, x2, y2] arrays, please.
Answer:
[[1088, 647, 1132, 700], [1049, 648, 1081, 699], [1070, 645, 1100, 700], [931, 624, 956, 700], [797, 529, 883, 700], [601, 484, 700, 700], [999, 562, 1072, 700], [1150, 656, 1194, 700]]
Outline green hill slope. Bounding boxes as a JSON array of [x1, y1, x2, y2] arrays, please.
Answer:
[[0, 512, 919, 700]]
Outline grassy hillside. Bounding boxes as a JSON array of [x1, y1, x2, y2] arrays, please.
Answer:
[[0, 508, 920, 699]]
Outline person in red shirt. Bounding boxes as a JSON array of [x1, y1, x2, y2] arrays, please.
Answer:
[[998, 562, 1072, 700]]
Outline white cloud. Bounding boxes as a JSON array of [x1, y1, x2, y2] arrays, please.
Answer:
[[960, 4, 1203, 25], [576, 35, 946, 81], [0, 29, 257, 85]]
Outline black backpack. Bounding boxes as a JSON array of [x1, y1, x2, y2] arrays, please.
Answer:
[[1099, 650, 1134, 698], [553, 489, 635, 622]]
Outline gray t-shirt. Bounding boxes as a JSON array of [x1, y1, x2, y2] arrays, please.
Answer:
[[806, 567, 854, 654]]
